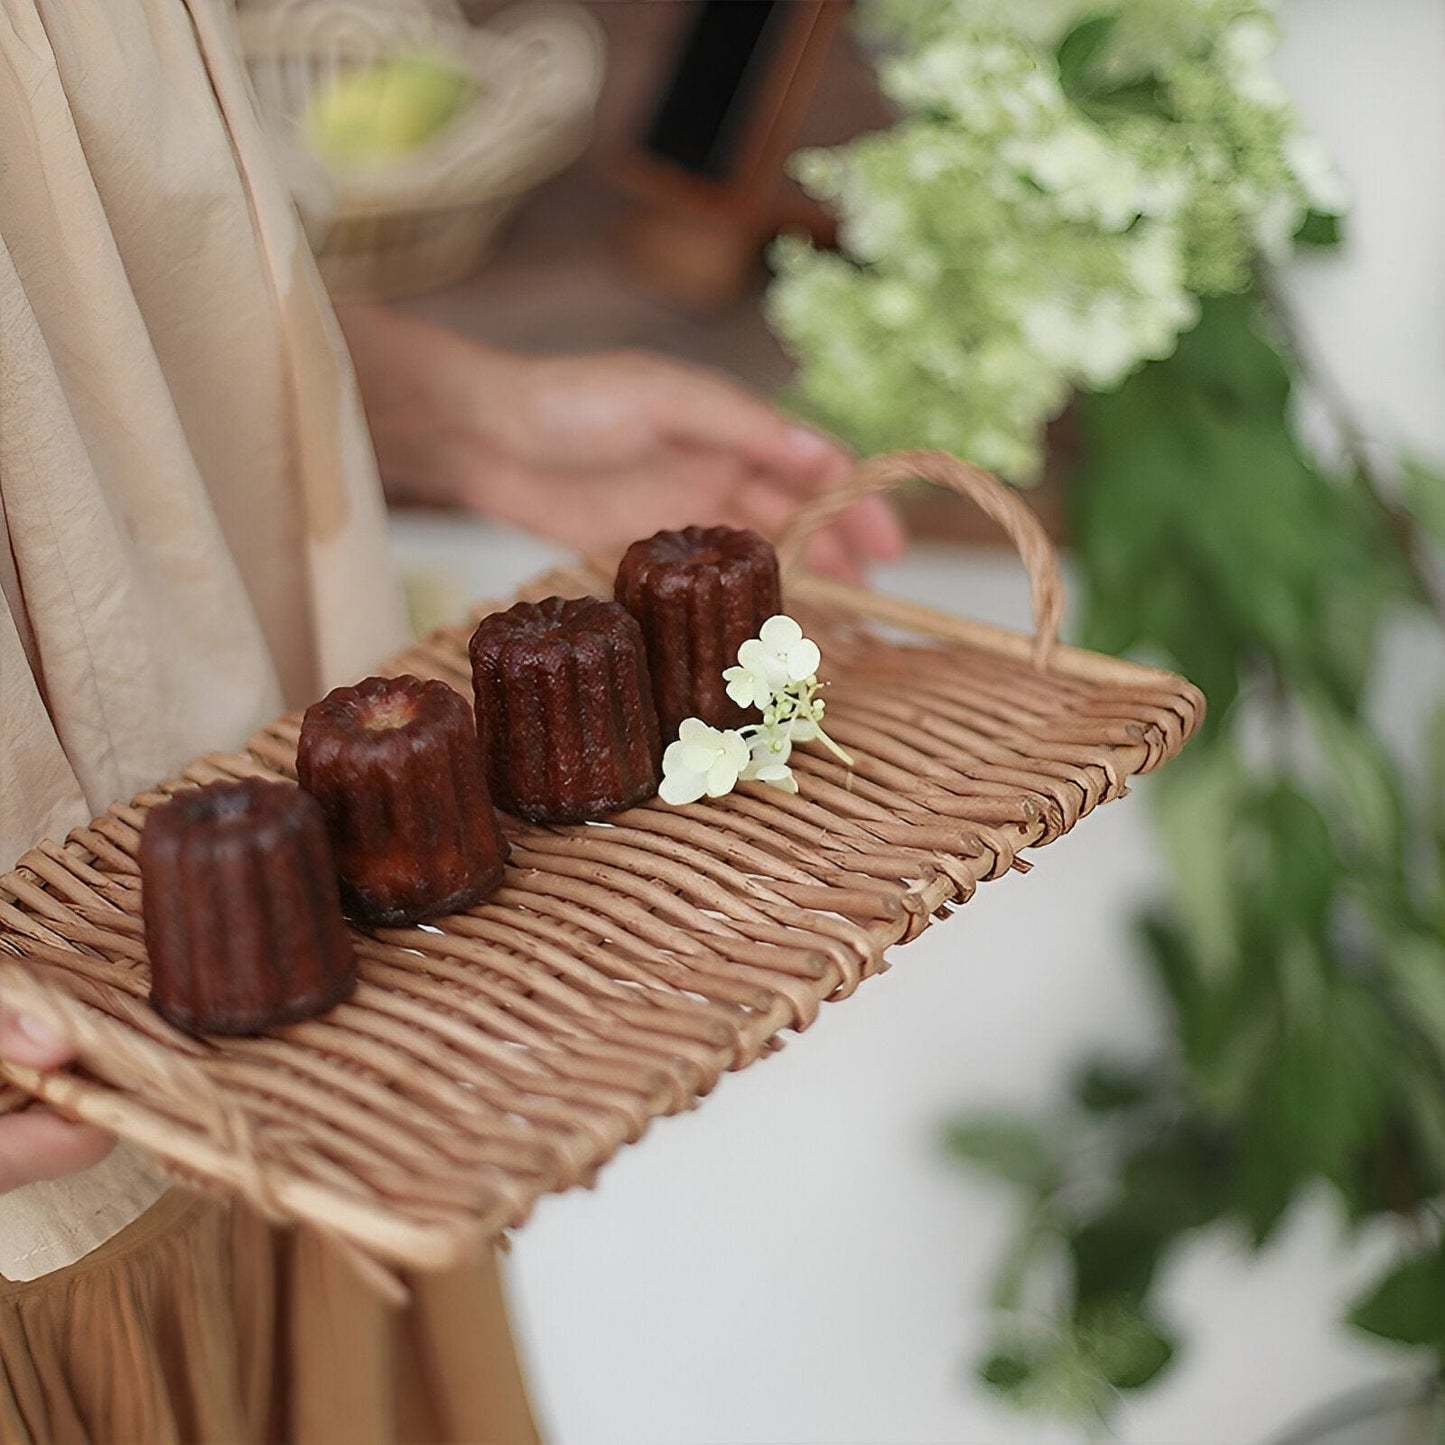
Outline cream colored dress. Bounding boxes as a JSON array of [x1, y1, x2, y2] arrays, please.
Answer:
[[0, 0, 410, 1280]]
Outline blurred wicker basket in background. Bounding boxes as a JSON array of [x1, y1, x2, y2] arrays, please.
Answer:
[[238, 0, 605, 299]]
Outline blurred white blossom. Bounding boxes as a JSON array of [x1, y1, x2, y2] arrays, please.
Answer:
[[768, 0, 1344, 479]]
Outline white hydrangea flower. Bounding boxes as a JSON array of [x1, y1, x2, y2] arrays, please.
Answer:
[[660, 615, 851, 806], [1253, 190, 1305, 262], [1284, 131, 1349, 214], [740, 730, 799, 794], [1083, 296, 1157, 388], [1019, 297, 1087, 369], [724, 615, 821, 708], [767, 0, 1346, 478], [1004, 127, 1147, 231], [659, 720, 750, 806], [1124, 222, 1187, 299], [1220, 17, 1287, 108], [722, 662, 774, 712], [1134, 168, 1190, 221]]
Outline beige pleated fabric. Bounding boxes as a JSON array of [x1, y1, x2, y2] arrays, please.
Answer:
[[0, 2, 540, 1437], [0, 1190, 541, 1445], [0, 0, 410, 1280]]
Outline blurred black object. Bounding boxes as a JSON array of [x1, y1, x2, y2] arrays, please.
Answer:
[[618, 0, 843, 307], [643, 2, 786, 179]]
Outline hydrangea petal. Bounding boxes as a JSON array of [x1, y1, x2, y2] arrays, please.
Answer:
[[679, 741, 720, 773], [700, 760, 732, 797], [758, 615, 803, 647], [721, 731, 751, 770], [756, 764, 799, 794], [786, 639, 821, 681], [723, 667, 756, 708], [659, 768, 708, 806]]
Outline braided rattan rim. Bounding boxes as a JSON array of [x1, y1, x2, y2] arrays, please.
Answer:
[[779, 449, 1066, 672]]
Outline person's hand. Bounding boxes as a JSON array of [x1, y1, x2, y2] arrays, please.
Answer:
[[338, 306, 906, 582], [0, 1006, 113, 1194]]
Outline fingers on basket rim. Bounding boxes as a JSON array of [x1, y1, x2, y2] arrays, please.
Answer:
[[0, 1006, 74, 1069]]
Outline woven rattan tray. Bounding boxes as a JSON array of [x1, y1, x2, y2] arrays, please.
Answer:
[[0, 454, 1202, 1280]]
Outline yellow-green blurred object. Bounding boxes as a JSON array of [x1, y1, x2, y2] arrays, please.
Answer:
[[240, 2, 605, 299], [306, 53, 474, 168]]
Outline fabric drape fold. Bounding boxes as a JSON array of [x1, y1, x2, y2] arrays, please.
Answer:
[[0, 0, 408, 1279], [0, 1192, 540, 1444]]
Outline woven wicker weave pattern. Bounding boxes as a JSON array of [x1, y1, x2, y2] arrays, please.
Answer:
[[0, 460, 1203, 1274]]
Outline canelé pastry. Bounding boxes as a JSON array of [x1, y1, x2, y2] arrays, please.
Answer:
[[297, 674, 508, 926], [469, 596, 662, 822], [615, 525, 782, 736], [140, 779, 356, 1036]]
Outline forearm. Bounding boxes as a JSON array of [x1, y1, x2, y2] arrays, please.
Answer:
[[330, 301, 901, 575], [335, 302, 517, 510]]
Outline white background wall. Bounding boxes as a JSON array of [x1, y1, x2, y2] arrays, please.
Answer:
[[391, 3, 1445, 1439]]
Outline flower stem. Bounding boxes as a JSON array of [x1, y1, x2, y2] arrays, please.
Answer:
[[815, 727, 855, 769]]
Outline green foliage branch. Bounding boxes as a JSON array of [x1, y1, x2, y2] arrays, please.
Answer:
[[768, 0, 1445, 1422]]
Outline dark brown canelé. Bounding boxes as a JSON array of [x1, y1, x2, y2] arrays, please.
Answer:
[[615, 525, 782, 736], [469, 596, 662, 823], [140, 779, 356, 1036], [296, 674, 508, 926]]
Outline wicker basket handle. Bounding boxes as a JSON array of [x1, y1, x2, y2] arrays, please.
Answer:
[[777, 448, 1065, 671]]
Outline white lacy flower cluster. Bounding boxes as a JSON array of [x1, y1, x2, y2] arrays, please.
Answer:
[[768, 0, 1347, 480], [659, 617, 852, 806]]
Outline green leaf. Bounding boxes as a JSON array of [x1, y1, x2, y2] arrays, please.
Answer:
[[1120, 1129, 1234, 1234], [1233, 1126, 1301, 1245], [1190, 986, 1278, 1123], [1081, 78, 1173, 124], [1427, 703, 1445, 859], [1167, 292, 1291, 414], [1304, 696, 1406, 864], [975, 1330, 1114, 1420], [1382, 931, 1445, 1060], [1072, 295, 1398, 716], [943, 1117, 1059, 1192], [1399, 1068, 1445, 1189], [1265, 978, 1393, 1182], [1070, 1209, 1165, 1305], [1401, 458, 1445, 548], [1295, 210, 1343, 248], [1056, 14, 1117, 98], [1221, 975, 1392, 1240], [1242, 784, 1343, 937], [979, 1350, 1035, 1394], [1074, 1059, 1154, 1114], [1075, 1298, 1178, 1391], [1103, 1325, 1175, 1390], [1348, 1247, 1445, 1346], [1136, 912, 1202, 1037], [1150, 744, 1248, 976]]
